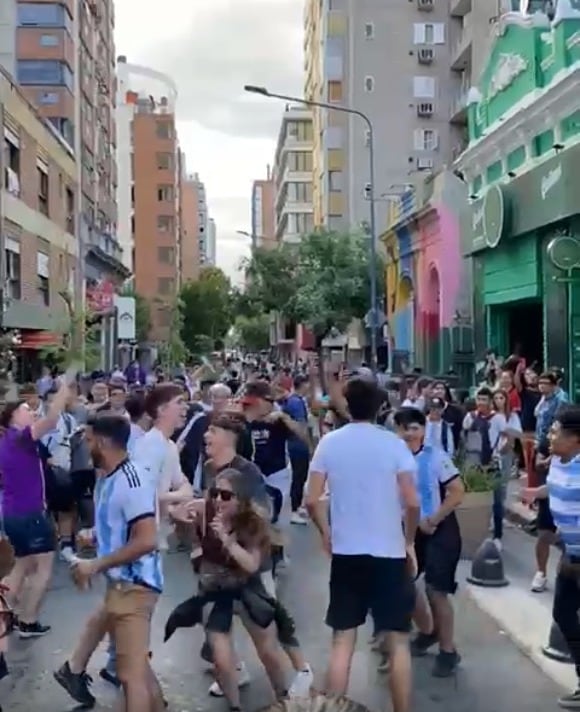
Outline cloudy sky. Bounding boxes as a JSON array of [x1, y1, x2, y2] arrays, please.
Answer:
[[115, 0, 303, 283]]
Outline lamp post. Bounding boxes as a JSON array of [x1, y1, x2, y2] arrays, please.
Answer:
[[244, 84, 381, 371]]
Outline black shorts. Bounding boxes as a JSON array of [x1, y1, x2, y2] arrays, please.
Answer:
[[326, 554, 415, 633], [537, 497, 556, 532], [415, 514, 461, 595], [3, 511, 56, 558]]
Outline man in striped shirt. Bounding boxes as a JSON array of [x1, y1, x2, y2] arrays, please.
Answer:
[[523, 405, 580, 710]]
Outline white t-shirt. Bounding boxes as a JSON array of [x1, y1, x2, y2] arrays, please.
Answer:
[[309, 422, 417, 558]]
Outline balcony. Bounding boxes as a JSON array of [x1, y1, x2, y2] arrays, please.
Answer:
[[450, 0, 471, 17], [449, 88, 469, 125], [451, 12, 473, 72]]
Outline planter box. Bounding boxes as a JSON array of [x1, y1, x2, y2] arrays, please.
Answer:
[[456, 491, 493, 560]]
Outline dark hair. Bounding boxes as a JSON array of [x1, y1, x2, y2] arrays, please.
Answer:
[[109, 382, 127, 394], [126, 394, 146, 423], [215, 468, 270, 548], [144, 384, 183, 420], [344, 377, 380, 421], [556, 405, 580, 438], [211, 410, 246, 436], [91, 414, 131, 449], [476, 386, 494, 399], [293, 375, 309, 390], [393, 407, 426, 428], [539, 371, 558, 385], [0, 401, 26, 430], [416, 377, 433, 392], [244, 380, 273, 401]]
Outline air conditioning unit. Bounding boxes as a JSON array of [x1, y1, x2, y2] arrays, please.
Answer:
[[418, 48, 434, 64], [417, 157, 434, 171], [417, 0, 434, 10], [417, 102, 434, 117]]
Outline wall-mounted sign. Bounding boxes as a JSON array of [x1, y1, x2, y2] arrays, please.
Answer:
[[114, 296, 136, 341], [87, 280, 115, 314]]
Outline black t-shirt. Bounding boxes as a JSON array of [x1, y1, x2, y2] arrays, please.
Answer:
[[520, 388, 541, 432], [244, 419, 290, 476]]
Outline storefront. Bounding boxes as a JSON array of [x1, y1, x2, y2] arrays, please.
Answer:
[[465, 141, 580, 399]]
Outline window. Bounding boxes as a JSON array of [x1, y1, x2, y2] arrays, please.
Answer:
[[157, 185, 174, 202], [37, 91, 58, 104], [328, 80, 343, 102], [17, 60, 73, 90], [286, 121, 313, 141], [18, 3, 72, 30], [37, 163, 49, 216], [156, 152, 173, 170], [37, 252, 50, 306], [414, 128, 438, 150], [288, 152, 313, 172], [288, 182, 312, 202], [157, 215, 174, 232], [158, 277, 173, 295], [413, 22, 445, 44], [158, 246, 175, 263], [364, 76, 375, 92], [329, 171, 343, 192], [40, 34, 59, 47], [365, 22, 374, 39], [48, 117, 74, 145], [413, 76, 436, 98], [158, 308, 172, 327], [5, 239, 21, 300], [65, 186, 74, 233], [4, 132, 21, 196], [287, 213, 313, 234], [156, 121, 172, 139]]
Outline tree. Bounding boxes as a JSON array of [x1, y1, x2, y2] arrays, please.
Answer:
[[233, 314, 271, 352], [179, 267, 233, 354], [157, 296, 187, 370], [243, 244, 298, 315]]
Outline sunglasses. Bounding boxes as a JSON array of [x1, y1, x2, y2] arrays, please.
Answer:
[[209, 487, 236, 502]]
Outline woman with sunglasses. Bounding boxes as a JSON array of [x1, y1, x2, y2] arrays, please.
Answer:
[[166, 468, 288, 711]]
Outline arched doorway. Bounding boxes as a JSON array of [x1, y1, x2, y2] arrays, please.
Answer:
[[394, 274, 415, 362], [426, 266, 441, 373]]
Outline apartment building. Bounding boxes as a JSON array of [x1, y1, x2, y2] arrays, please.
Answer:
[[0, 67, 78, 356], [180, 176, 201, 283], [130, 89, 181, 341], [251, 166, 276, 249], [206, 217, 216, 266], [273, 106, 314, 243], [303, 0, 499, 231], [182, 172, 216, 266]]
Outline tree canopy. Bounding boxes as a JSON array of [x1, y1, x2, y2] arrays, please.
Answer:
[[179, 266, 233, 354], [232, 314, 271, 352]]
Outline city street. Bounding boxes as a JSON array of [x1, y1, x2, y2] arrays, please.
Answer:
[[3, 527, 564, 712]]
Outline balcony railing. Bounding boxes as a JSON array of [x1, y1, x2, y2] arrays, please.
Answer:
[[451, 12, 473, 70]]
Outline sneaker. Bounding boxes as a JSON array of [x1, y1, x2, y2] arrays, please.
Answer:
[[377, 654, 390, 673], [410, 631, 438, 657], [531, 571, 548, 593], [290, 512, 308, 526], [432, 650, 461, 678], [559, 689, 580, 708], [59, 545, 75, 563], [54, 661, 95, 707], [492, 538, 503, 552], [298, 507, 309, 518], [18, 621, 51, 638], [99, 667, 121, 688], [288, 664, 314, 698], [208, 662, 251, 697]]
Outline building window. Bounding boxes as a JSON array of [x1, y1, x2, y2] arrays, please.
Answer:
[[158, 246, 175, 263], [17, 60, 73, 90], [5, 239, 21, 300], [329, 171, 343, 192], [364, 76, 375, 92], [157, 215, 174, 232], [414, 128, 439, 150], [4, 132, 21, 197], [158, 308, 172, 327], [37, 251, 50, 306], [365, 22, 374, 39], [413, 22, 445, 44], [18, 3, 72, 31], [328, 80, 343, 102], [157, 185, 174, 202], [48, 117, 74, 145], [40, 34, 59, 47], [158, 277, 173, 295], [65, 186, 74, 233], [156, 152, 173, 170], [156, 121, 172, 139], [288, 182, 312, 202], [286, 121, 313, 141], [413, 75, 436, 98], [288, 152, 313, 172], [37, 163, 49, 216], [287, 213, 313, 235]]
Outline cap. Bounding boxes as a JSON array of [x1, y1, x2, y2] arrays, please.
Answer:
[[348, 366, 376, 383]]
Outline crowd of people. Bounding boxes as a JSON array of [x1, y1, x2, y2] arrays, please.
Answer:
[[0, 352, 579, 711]]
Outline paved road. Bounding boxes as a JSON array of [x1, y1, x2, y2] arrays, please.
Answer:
[[2, 527, 565, 711]]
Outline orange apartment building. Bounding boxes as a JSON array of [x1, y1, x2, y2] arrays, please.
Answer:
[[251, 165, 276, 249], [131, 94, 180, 342]]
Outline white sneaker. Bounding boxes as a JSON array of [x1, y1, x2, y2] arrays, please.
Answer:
[[290, 512, 307, 526], [298, 507, 309, 518], [208, 662, 251, 697], [59, 546, 75, 563], [531, 571, 548, 593], [288, 664, 314, 698], [492, 538, 502, 552]]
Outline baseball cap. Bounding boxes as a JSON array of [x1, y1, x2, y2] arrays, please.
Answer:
[[347, 366, 376, 383]]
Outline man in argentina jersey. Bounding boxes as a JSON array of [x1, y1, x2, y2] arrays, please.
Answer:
[[54, 415, 165, 711], [394, 407, 465, 679], [522, 406, 580, 710]]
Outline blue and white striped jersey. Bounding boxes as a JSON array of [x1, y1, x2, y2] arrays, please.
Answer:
[[547, 454, 580, 558], [95, 458, 163, 592]]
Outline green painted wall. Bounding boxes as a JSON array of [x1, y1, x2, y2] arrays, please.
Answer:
[[507, 146, 526, 172], [486, 160, 503, 184], [533, 129, 555, 157], [561, 110, 580, 141], [483, 234, 540, 305]]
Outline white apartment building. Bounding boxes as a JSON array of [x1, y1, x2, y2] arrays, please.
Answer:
[[273, 105, 314, 243], [206, 216, 216, 266]]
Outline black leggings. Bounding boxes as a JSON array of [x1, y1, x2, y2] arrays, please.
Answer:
[[553, 564, 580, 677], [289, 453, 309, 512]]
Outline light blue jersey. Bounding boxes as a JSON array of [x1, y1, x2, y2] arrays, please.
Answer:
[[547, 454, 580, 558], [95, 459, 163, 592], [414, 445, 459, 520]]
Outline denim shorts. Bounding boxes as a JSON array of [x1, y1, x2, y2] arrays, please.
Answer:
[[3, 512, 56, 558]]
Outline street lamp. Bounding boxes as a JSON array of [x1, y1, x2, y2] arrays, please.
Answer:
[[244, 84, 381, 371]]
